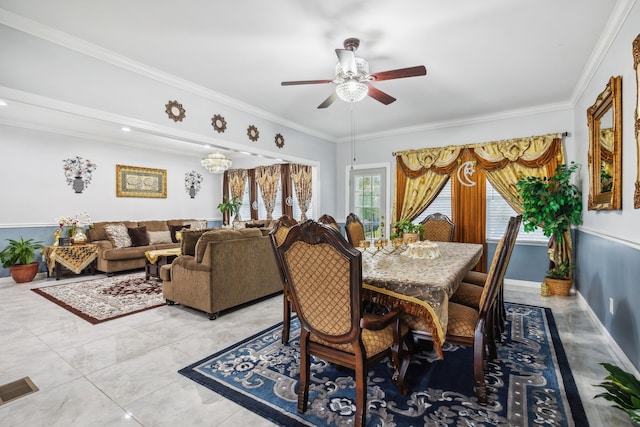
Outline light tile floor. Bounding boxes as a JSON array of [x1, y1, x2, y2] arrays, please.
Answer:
[[0, 274, 635, 426]]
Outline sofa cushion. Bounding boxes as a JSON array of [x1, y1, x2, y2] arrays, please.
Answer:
[[104, 223, 133, 248], [169, 224, 190, 243], [181, 228, 214, 256], [88, 221, 137, 242], [195, 228, 262, 262], [128, 226, 150, 246], [186, 220, 208, 230], [138, 220, 169, 232], [147, 230, 172, 244], [166, 219, 197, 227], [101, 245, 151, 260]]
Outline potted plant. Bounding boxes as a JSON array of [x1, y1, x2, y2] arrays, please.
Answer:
[[516, 162, 583, 296], [0, 237, 44, 283], [393, 218, 425, 244], [594, 362, 640, 425], [217, 195, 242, 226]]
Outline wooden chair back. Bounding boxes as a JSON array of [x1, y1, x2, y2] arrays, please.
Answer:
[[345, 213, 365, 246], [317, 214, 341, 232], [420, 213, 455, 242]]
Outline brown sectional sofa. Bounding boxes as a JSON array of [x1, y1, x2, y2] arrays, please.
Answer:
[[160, 227, 283, 319], [87, 219, 201, 274]]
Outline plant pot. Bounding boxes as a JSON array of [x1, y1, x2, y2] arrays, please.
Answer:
[[545, 276, 573, 296], [403, 233, 420, 244], [9, 262, 39, 283]]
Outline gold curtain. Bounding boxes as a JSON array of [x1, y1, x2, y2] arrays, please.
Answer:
[[394, 133, 566, 271], [227, 169, 248, 221], [255, 164, 281, 220], [291, 163, 312, 221]]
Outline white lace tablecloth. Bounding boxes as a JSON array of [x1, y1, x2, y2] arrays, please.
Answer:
[[361, 242, 483, 357]]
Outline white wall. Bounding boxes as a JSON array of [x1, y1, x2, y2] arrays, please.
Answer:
[[573, 2, 640, 244], [335, 108, 574, 220], [0, 124, 221, 225]]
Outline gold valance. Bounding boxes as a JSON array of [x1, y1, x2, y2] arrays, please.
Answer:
[[395, 132, 564, 176]]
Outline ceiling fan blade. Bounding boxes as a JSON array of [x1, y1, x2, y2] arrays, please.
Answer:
[[281, 79, 333, 86], [335, 49, 357, 75], [367, 85, 396, 105], [317, 92, 338, 109], [370, 65, 427, 81]]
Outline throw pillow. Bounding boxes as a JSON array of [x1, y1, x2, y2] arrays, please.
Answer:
[[180, 229, 212, 256], [186, 220, 207, 231], [127, 226, 149, 246], [245, 222, 264, 228], [104, 223, 133, 248], [147, 230, 172, 245], [169, 224, 190, 243]]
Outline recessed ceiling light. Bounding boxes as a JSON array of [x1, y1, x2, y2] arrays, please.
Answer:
[[121, 127, 131, 132], [0, 100, 7, 107]]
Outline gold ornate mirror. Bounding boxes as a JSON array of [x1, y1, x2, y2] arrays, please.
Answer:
[[587, 75, 622, 210], [633, 34, 640, 208]]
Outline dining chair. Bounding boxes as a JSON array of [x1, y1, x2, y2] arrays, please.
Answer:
[[402, 219, 515, 404], [345, 212, 365, 247], [317, 214, 341, 233], [269, 214, 299, 344], [276, 220, 409, 427], [452, 215, 522, 335], [420, 212, 455, 242]]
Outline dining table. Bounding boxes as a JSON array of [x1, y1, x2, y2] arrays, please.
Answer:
[[360, 241, 483, 358]]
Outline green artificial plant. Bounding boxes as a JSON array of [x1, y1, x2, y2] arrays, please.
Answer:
[[0, 237, 44, 268], [394, 218, 425, 236], [516, 162, 582, 279], [594, 362, 640, 423], [217, 195, 242, 224]]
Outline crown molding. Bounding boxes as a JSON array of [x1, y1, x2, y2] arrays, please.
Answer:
[[569, 0, 637, 106], [0, 8, 337, 143]]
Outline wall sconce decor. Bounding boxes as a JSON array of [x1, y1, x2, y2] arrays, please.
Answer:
[[201, 152, 232, 174], [184, 170, 203, 198], [247, 125, 259, 142], [165, 100, 186, 122], [275, 133, 285, 148], [63, 156, 97, 193], [211, 114, 227, 133]]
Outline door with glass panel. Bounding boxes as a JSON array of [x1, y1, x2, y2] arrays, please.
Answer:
[[350, 168, 386, 240]]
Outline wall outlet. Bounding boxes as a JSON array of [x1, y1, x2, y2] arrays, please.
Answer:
[[609, 298, 614, 315]]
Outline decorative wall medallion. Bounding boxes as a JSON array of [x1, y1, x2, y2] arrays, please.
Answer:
[[275, 133, 285, 148], [247, 125, 260, 142], [456, 160, 477, 187], [212, 114, 227, 133], [165, 100, 186, 122]]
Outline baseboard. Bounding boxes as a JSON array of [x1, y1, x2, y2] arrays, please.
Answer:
[[504, 278, 540, 289], [0, 271, 47, 285], [575, 290, 640, 378]]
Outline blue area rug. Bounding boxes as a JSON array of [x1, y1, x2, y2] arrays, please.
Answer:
[[179, 303, 588, 426]]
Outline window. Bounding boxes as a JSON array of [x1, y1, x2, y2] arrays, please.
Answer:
[[350, 168, 385, 239], [486, 181, 546, 243], [413, 179, 452, 224]]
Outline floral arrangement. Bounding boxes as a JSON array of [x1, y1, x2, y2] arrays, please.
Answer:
[[185, 170, 203, 194], [55, 212, 93, 237], [63, 156, 97, 187]]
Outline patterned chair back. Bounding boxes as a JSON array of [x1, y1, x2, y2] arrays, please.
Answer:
[[278, 220, 361, 342], [420, 213, 455, 242]]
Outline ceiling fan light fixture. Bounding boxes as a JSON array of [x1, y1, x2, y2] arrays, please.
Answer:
[[201, 152, 232, 174], [336, 80, 368, 103]]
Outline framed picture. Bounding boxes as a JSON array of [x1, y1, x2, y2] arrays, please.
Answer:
[[116, 165, 167, 198]]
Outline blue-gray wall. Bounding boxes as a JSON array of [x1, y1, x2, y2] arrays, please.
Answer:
[[575, 230, 640, 369]]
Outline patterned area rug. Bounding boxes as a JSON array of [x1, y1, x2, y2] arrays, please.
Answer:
[[32, 272, 164, 324], [179, 303, 588, 426]]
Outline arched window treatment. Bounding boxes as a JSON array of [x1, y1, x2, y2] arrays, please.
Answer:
[[291, 163, 312, 221], [394, 132, 565, 271], [255, 164, 281, 220]]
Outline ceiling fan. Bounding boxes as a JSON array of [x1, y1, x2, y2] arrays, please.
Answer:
[[281, 37, 427, 109]]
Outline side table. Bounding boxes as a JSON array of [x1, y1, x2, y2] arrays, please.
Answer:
[[42, 244, 98, 280], [145, 248, 181, 280]]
